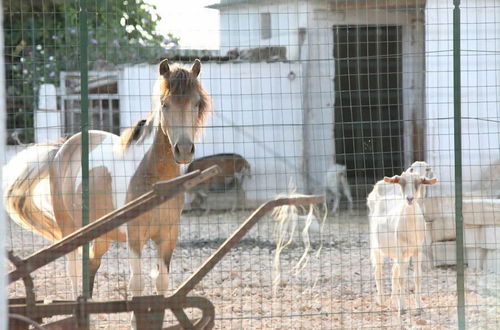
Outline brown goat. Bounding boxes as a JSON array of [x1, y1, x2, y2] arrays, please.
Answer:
[[186, 153, 251, 213]]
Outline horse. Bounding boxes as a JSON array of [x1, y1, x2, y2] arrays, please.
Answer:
[[3, 59, 211, 299]]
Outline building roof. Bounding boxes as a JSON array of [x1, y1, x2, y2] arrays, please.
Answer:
[[207, 0, 425, 10], [207, 0, 269, 9]]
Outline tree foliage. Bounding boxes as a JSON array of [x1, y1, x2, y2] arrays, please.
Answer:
[[4, 0, 178, 143]]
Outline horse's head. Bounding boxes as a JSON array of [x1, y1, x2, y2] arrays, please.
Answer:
[[158, 59, 211, 164]]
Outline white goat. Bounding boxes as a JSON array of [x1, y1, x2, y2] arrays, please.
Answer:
[[325, 163, 353, 214], [367, 161, 434, 216], [370, 172, 437, 314]]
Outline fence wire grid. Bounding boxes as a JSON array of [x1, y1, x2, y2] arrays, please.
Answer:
[[2, 0, 500, 329]]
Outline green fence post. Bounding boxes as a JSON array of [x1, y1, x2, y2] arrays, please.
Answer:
[[79, 0, 90, 309], [453, 0, 466, 329]]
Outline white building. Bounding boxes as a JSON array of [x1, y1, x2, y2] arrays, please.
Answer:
[[211, 0, 427, 201], [209, 0, 500, 197], [31, 0, 500, 202]]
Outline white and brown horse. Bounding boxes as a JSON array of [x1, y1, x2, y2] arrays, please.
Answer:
[[4, 59, 211, 298]]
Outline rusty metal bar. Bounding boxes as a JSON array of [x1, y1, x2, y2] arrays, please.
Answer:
[[173, 195, 324, 298], [8, 166, 221, 283], [42, 316, 77, 330], [171, 307, 195, 329], [163, 316, 214, 330], [8, 314, 45, 330], [130, 295, 166, 330], [9, 296, 214, 322], [8, 252, 37, 319], [10, 297, 215, 330]]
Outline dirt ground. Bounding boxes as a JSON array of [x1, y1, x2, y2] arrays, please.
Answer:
[[7, 209, 500, 329]]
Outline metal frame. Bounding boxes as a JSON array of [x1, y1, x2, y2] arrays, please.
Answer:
[[7, 165, 324, 329]]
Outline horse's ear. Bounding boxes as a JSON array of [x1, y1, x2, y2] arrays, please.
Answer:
[[159, 59, 170, 77], [191, 59, 201, 77]]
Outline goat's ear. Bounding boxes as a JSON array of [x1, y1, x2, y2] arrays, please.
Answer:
[[384, 175, 400, 184], [159, 59, 170, 78], [191, 59, 201, 77], [422, 177, 438, 185]]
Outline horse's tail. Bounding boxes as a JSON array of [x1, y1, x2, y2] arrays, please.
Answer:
[[3, 141, 64, 241]]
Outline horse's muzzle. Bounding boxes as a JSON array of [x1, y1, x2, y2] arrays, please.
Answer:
[[173, 141, 195, 164]]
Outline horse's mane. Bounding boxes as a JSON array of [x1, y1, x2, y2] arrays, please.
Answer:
[[119, 112, 156, 151], [120, 63, 211, 152]]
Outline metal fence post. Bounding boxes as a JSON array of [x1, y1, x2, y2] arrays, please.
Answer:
[[79, 0, 90, 309], [453, 0, 466, 329]]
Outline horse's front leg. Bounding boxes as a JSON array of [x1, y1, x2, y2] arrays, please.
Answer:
[[67, 248, 82, 300], [154, 224, 179, 296], [127, 236, 146, 330], [128, 240, 145, 297]]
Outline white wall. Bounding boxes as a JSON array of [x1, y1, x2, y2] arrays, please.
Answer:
[[426, 0, 500, 196], [219, 0, 310, 59], [35, 84, 62, 143], [119, 61, 307, 204]]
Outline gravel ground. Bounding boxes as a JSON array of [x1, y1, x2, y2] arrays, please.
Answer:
[[7, 209, 500, 329]]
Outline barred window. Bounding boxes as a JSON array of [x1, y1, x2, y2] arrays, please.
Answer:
[[61, 71, 120, 136]]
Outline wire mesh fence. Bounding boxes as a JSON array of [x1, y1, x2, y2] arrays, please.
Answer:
[[2, 0, 500, 329]]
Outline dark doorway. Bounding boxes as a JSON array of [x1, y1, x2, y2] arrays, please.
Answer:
[[333, 25, 404, 203]]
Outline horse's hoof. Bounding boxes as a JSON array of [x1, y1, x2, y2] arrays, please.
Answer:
[[414, 307, 424, 316], [398, 308, 407, 316]]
